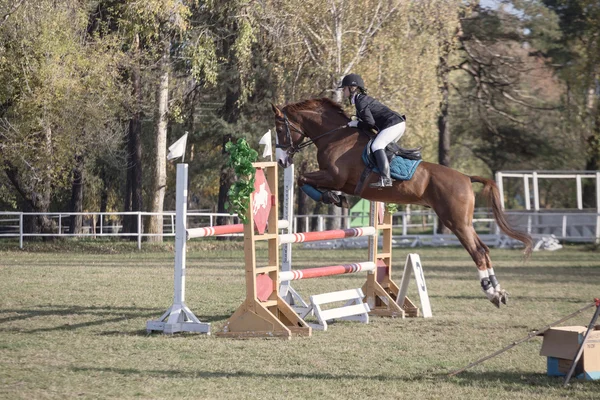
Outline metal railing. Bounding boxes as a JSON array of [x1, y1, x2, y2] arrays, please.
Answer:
[[1, 209, 598, 249], [0, 211, 238, 250]]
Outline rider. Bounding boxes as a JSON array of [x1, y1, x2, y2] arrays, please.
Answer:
[[339, 73, 406, 188]]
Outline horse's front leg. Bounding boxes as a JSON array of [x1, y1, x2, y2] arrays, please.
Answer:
[[299, 170, 349, 208], [299, 170, 343, 190]]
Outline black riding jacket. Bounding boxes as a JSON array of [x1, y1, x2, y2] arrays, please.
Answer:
[[354, 93, 404, 132]]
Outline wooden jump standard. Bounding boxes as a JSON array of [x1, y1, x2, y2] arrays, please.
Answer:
[[217, 162, 312, 339]]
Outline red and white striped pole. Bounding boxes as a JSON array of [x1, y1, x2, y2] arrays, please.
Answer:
[[279, 262, 376, 281]]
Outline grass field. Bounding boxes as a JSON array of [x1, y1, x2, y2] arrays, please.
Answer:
[[0, 240, 599, 399]]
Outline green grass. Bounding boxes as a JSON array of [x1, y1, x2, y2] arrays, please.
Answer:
[[0, 242, 599, 399]]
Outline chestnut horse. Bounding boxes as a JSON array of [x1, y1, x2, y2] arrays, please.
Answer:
[[271, 98, 533, 308]]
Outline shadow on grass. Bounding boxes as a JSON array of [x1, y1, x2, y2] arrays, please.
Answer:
[[70, 365, 407, 381], [0, 305, 228, 334], [69, 366, 580, 389], [442, 370, 586, 388], [427, 294, 592, 304]]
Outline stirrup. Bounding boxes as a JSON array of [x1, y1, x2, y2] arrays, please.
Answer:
[[369, 177, 392, 189]]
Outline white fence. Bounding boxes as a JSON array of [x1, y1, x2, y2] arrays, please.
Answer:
[[0, 211, 238, 250], [0, 209, 598, 249]]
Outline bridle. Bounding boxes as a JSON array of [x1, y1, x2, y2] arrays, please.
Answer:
[[275, 110, 346, 155]]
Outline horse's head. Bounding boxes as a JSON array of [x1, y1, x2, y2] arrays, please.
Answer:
[[271, 103, 303, 168], [271, 98, 350, 168]]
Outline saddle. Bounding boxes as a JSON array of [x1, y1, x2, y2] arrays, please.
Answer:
[[365, 140, 422, 163], [355, 139, 423, 196]]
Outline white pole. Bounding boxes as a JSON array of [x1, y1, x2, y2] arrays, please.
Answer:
[[137, 213, 142, 250], [496, 172, 505, 210], [19, 213, 23, 249], [368, 201, 376, 264], [524, 175, 531, 210], [576, 175, 583, 210], [280, 164, 295, 298], [173, 165, 186, 306], [596, 172, 600, 212], [596, 172, 600, 244], [533, 171, 540, 211]]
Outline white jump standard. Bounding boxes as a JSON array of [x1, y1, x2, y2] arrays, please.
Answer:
[[146, 164, 211, 334]]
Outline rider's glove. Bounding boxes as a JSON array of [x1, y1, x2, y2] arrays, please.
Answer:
[[347, 120, 359, 128]]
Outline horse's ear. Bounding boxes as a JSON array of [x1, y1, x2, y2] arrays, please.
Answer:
[[271, 103, 283, 118]]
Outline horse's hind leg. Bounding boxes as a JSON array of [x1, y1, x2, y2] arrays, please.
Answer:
[[441, 219, 505, 308], [476, 236, 508, 305]]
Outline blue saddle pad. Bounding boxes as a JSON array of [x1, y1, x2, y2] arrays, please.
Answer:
[[362, 149, 422, 181]]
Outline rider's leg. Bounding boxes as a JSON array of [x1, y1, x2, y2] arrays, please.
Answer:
[[300, 184, 348, 208], [370, 122, 406, 188]]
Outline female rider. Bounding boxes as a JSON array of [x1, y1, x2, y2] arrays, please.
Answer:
[[339, 73, 406, 188]]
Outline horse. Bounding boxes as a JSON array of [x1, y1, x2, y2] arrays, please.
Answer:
[[271, 98, 533, 308]]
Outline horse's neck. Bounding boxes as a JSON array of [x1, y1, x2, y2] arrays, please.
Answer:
[[314, 129, 365, 156]]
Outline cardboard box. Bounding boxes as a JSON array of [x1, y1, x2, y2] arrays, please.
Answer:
[[540, 325, 600, 380]]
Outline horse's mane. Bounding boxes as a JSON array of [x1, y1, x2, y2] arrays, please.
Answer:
[[284, 98, 349, 118]]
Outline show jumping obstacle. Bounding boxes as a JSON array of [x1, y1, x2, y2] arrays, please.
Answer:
[[146, 164, 289, 335], [280, 165, 422, 326], [148, 161, 430, 337]]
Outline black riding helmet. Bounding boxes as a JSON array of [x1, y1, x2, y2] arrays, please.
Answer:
[[338, 73, 365, 89]]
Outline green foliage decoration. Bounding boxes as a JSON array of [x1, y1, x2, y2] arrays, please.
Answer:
[[385, 203, 398, 215], [225, 138, 258, 223]]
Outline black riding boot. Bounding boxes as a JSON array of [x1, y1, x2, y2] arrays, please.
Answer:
[[370, 149, 393, 188]]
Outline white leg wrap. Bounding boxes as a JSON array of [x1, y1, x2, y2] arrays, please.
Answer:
[[488, 268, 501, 292], [478, 269, 495, 300]]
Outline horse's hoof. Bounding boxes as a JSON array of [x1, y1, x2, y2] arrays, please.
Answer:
[[499, 290, 509, 305], [491, 294, 501, 308]]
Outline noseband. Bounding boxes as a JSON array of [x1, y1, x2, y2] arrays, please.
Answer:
[[275, 112, 306, 155]]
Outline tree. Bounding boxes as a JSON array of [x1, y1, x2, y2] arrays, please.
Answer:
[[118, 0, 192, 242], [0, 0, 124, 233], [516, 0, 600, 206]]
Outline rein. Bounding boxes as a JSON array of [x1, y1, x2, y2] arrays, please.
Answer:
[[276, 111, 346, 154]]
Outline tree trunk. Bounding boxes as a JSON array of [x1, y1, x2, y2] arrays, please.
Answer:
[[69, 155, 84, 235], [438, 65, 451, 168], [124, 33, 143, 236], [5, 167, 52, 235], [216, 159, 234, 229], [583, 83, 600, 208], [146, 37, 170, 243], [436, 54, 452, 234], [328, 80, 343, 230], [215, 26, 241, 234], [100, 165, 108, 234]]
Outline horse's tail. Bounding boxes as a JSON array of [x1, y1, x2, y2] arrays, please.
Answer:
[[470, 175, 533, 258]]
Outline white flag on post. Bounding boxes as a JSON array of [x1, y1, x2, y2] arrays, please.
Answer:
[[167, 132, 188, 162], [259, 129, 272, 160]]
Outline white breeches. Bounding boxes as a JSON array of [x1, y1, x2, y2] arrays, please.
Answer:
[[371, 121, 406, 152]]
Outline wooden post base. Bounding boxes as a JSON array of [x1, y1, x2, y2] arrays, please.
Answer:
[[363, 273, 420, 318], [216, 297, 311, 339]]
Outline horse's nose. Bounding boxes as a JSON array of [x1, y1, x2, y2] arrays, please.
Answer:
[[277, 157, 291, 168], [276, 148, 292, 168]]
